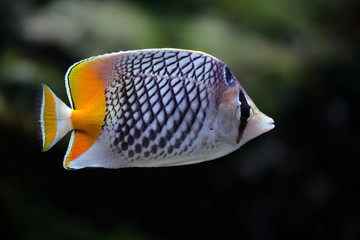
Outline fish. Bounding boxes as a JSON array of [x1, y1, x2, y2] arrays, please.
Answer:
[[39, 48, 274, 169]]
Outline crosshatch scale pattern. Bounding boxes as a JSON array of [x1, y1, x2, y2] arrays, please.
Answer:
[[100, 49, 227, 166]]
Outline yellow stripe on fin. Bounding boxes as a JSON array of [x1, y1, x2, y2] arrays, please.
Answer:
[[41, 85, 56, 151], [63, 57, 108, 168], [40, 84, 73, 151]]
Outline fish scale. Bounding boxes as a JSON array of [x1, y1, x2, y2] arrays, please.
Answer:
[[100, 50, 222, 166]]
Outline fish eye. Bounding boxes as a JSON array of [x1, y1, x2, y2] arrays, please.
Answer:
[[224, 66, 234, 85], [235, 104, 254, 122], [237, 90, 254, 122]]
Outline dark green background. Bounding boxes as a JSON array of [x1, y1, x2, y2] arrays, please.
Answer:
[[0, 0, 359, 239]]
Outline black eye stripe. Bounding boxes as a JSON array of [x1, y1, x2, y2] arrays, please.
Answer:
[[236, 90, 252, 144], [224, 66, 233, 84], [239, 90, 251, 122], [236, 121, 247, 144], [239, 89, 246, 102], [241, 107, 250, 121]]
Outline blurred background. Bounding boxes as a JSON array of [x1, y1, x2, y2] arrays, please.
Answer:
[[0, 0, 359, 239]]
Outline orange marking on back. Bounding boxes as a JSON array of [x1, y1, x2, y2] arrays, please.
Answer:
[[64, 59, 107, 167], [43, 86, 57, 150]]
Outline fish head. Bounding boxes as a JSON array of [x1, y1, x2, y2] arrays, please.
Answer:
[[214, 65, 275, 147]]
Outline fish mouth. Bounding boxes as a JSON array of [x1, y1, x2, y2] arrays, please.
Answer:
[[263, 115, 275, 131], [236, 112, 274, 145], [254, 111, 275, 132]]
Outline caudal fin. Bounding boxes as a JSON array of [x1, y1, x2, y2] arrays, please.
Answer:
[[40, 84, 73, 151]]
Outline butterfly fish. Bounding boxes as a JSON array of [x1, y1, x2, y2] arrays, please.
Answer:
[[39, 49, 274, 169]]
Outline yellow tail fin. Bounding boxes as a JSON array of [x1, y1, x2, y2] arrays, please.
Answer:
[[40, 84, 73, 151]]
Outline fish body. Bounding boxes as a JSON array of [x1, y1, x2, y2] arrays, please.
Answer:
[[39, 49, 274, 169]]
